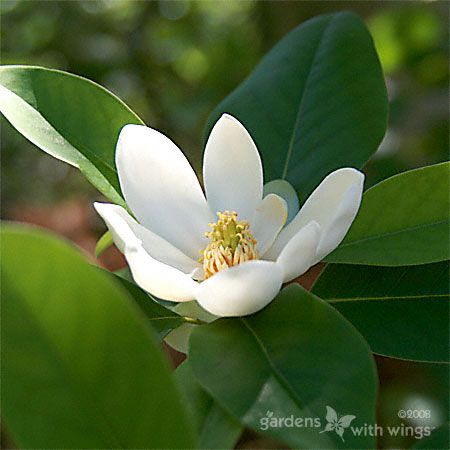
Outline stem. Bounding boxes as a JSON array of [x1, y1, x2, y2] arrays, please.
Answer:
[[183, 316, 207, 325]]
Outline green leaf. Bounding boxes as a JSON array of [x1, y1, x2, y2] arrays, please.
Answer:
[[165, 323, 197, 354], [109, 273, 185, 339], [1, 224, 195, 449], [175, 361, 243, 449], [113, 265, 134, 282], [0, 66, 144, 205], [206, 12, 387, 201], [412, 423, 450, 449], [95, 230, 113, 257], [314, 261, 448, 301], [313, 262, 449, 363], [189, 284, 378, 449], [327, 162, 450, 266]]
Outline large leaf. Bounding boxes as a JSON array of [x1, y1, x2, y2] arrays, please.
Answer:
[[206, 12, 387, 201], [175, 361, 243, 449], [189, 285, 378, 449], [327, 162, 449, 266], [0, 66, 143, 206], [1, 224, 195, 449], [313, 262, 449, 362]]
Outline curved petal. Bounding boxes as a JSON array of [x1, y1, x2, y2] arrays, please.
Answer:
[[116, 124, 214, 259], [265, 168, 364, 260], [203, 114, 263, 221], [315, 183, 362, 262], [195, 260, 282, 317], [252, 194, 288, 257], [94, 202, 200, 274], [126, 245, 198, 302], [263, 179, 300, 224], [276, 221, 321, 283], [94, 204, 197, 302]]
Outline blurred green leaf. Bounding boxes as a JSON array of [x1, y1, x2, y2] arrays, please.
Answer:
[[313, 262, 449, 362], [109, 273, 185, 339], [206, 12, 387, 202], [175, 361, 243, 449], [0, 66, 143, 206], [327, 162, 450, 265], [412, 423, 450, 449], [1, 224, 195, 449], [95, 230, 113, 257], [189, 284, 378, 449]]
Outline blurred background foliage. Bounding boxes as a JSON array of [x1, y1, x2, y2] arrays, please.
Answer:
[[1, 1, 448, 212], [1, 1, 448, 449]]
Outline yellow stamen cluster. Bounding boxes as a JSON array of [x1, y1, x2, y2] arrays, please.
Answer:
[[201, 211, 259, 279]]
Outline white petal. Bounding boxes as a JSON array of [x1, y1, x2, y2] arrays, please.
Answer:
[[265, 168, 364, 260], [203, 114, 263, 221], [126, 245, 197, 302], [314, 183, 362, 262], [94, 202, 200, 274], [195, 261, 282, 317], [263, 179, 300, 224], [116, 124, 213, 260], [276, 221, 321, 283], [252, 194, 288, 257], [93, 205, 197, 302]]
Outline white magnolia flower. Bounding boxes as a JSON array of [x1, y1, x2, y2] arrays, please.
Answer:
[[95, 114, 364, 317]]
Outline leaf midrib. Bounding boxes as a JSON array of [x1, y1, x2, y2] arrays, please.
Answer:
[[281, 15, 334, 180], [240, 318, 307, 413], [327, 293, 449, 303], [1, 83, 118, 182], [147, 315, 183, 321], [339, 218, 448, 249]]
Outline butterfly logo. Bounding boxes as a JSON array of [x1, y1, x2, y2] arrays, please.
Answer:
[[320, 406, 356, 442]]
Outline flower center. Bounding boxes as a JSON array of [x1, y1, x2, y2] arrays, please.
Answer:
[[200, 210, 259, 279]]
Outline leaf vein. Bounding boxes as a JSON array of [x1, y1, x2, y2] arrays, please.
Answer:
[[281, 15, 334, 180]]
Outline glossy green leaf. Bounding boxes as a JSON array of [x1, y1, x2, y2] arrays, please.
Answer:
[[109, 273, 185, 339], [314, 261, 448, 301], [206, 12, 387, 201], [175, 361, 243, 449], [189, 284, 378, 449], [95, 230, 113, 257], [327, 162, 450, 266], [313, 262, 449, 362], [412, 423, 450, 449], [0, 66, 144, 206], [1, 224, 195, 449]]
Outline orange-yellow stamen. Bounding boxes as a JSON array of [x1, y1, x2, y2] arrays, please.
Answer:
[[200, 211, 258, 279]]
